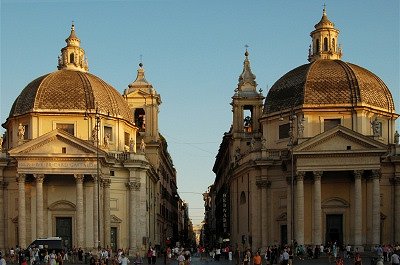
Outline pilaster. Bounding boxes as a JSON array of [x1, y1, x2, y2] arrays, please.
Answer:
[[295, 171, 305, 245], [313, 171, 322, 245], [103, 178, 111, 248], [17, 173, 27, 248], [34, 174, 45, 238], [371, 170, 381, 245], [92, 174, 99, 248], [75, 174, 84, 248], [353, 170, 363, 249]]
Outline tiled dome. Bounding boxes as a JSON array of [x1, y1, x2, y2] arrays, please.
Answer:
[[264, 60, 395, 114], [9, 69, 133, 122]]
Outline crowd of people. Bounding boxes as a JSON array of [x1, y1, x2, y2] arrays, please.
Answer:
[[1, 242, 399, 265]]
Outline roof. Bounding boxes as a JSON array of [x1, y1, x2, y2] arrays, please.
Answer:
[[9, 69, 133, 122], [263, 59, 395, 114]]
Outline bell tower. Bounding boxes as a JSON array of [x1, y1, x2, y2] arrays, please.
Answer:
[[231, 49, 264, 150], [308, 6, 342, 62], [124, 63, 161, 143]]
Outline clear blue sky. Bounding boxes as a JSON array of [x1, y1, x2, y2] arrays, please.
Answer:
[[1, 0, 399, 225]]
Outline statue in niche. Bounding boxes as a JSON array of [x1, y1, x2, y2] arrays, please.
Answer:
[[261, 137, 267, 150], [18, 123, 25, 140], [140, 139, 146, 153], [92, 127, 98, 142], [234, 147, 241, 162], [129, 138, 135, 153], [250, 137, 256, 151], [104, 133, 110, 148]]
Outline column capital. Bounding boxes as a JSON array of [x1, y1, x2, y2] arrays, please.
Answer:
[[74, 174, 84, 183], [296, 171, 305, 181], [371, 169, 381, 180], [256, 179, 271, 188], [16, 173, 26, 183], [313, 171, 323, 181], [92, 173, 102, 181], [126, 181, 140, 191], [0, 180, 8, 189], [390, 177, 400, 185], [34, 174, 45, 183], [102, 178, 111, 188], [354, 170, 363, 179]]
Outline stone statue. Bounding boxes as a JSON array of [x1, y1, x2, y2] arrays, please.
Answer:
[[261, 137, 267, 150], [129, 138, 135, 153], [104, 133, 110, 148], [234, 147, 241, 162], [0, 135, 3, 150], [140, 139, 146, 153], [250, 137, 255, 151], [18, 123, 25, 140], [395, 130, 399, 145], [371, 117, 381, 136]]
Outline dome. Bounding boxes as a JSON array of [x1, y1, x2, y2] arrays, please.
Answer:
[[9, 69, 134, 122], [263, 59, 395, 114]]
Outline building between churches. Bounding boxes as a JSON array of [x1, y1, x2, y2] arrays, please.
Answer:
[[207, 8, 400, 252], [0, 24, 185, 255]]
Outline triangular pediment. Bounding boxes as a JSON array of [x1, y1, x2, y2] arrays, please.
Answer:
[[9, 129, 104, 157], [293, 125, 387, 155]]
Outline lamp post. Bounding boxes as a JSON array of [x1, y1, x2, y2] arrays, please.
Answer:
[[85, 104, 102, 249], [287, 108, 305, 246]]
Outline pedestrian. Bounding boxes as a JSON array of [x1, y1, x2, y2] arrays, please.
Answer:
[[391, 251, 400, 265], [252, 252, 261, 265], [177, 253, 185, 265], [0, 254, 6, 265], [354, 252, 362, 265], [120, 254, 130, 265], [335, 257, 344, 265], [147, 248, 152, 265], [151, 248, 156, 265]]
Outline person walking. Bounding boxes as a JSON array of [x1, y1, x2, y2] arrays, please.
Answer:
[[252, 252, 261, 265], [391, 251, 400, 265]]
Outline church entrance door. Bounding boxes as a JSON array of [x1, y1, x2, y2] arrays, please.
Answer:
[[325, 214, 343, 245], [56, 217, 72, 250], [111, 227, 118, 252]]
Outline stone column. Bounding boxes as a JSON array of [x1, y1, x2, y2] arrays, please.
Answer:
[[313, 171, 322, 246], [17, 173, 27, 248], [92, 174, 99, 248], [103, 178, 111, 248], [0, 180, 6, 251], [126, 181, 140, 254], [354, 170, 363, 247], [371, 170, 381, 245], [286, 176, 293, 244], [75, 174, 84, 248], [257, 179, 269, 245], [394, 177, 400, 243], [35, 174, 45, 238], [295, 171, 305, 245]]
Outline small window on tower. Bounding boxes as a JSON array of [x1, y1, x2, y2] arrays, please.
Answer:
[[56, 123, 74, 135], [70, 53, 74, 63], [134, 108, 146, 131], [316, 39, 320, 53], [324, 37, 328, 51], [279, 123, 290, 139], [324, 119, 341, 132], [332, 38, 336, 52]]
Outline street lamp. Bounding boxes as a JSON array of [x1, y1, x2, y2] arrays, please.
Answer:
[[85, 104, 102, 249], [287, 108, 305, 246]]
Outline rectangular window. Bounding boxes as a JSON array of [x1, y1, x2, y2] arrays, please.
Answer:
[[56, 123, 74, 135], [124, 132, 130, 146], [23, 124, 29, 140], [104, 126, 113, 141], [279, 123, 290, 139], [324, 119, 341, 132]]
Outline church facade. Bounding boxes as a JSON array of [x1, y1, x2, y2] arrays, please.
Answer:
[[0, 24, 180, 254], [211, 8, 400, 251]]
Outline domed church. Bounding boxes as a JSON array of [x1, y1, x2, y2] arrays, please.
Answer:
[[210, 8, 400, 251], [0, 24, 179, 254]]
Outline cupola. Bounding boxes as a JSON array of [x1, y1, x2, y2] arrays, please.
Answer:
[[308, 6, 342, 62], [57, 23, 89, 72]]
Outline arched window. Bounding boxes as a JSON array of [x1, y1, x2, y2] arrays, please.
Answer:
[[323, 37, 328, 51], [70, 53, 74, 63], [316, 39, 320, 53], [332, 38, 336, 52], [134, 108, 146, 130], [240, 191, 246, 204]]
